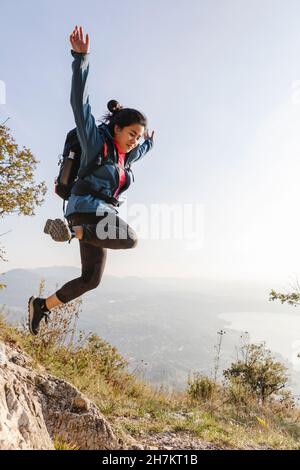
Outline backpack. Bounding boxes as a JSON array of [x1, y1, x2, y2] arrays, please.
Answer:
[[55, 125, 113, 201], [54, 128, 82, 201]]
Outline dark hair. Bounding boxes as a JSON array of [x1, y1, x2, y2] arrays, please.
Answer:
[[101, 99, 147, 136]]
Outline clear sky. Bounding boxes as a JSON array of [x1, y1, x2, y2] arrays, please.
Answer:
[[2, 0, 300, 282]]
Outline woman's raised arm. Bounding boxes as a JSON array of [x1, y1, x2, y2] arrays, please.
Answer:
[[69, 26, 105, 167]]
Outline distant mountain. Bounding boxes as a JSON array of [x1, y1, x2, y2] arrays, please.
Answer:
[[1, 267, 298, 391]]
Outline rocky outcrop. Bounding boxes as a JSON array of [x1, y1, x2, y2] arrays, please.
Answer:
[[0, 340, 119, 450]]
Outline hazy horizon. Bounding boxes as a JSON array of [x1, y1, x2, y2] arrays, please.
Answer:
[[1, 265, 300, 392]]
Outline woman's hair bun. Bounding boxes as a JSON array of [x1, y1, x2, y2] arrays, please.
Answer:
[[107, 99, 123, 114]]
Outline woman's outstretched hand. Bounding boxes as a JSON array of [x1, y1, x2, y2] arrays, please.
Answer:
[[144, 129, 155, 141], [70, 26, 90, 54]]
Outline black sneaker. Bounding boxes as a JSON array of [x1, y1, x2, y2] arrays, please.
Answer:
[[44, 218, 74, 242], [28, 296, 49, 336]]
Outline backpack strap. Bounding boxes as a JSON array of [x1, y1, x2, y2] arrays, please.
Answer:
[[77, 130, 118, 180], [72, 178, 120, 206], [77, 147, 104, 179]]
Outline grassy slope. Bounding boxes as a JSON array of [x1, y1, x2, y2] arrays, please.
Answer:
[[1, 312, 300, 450]]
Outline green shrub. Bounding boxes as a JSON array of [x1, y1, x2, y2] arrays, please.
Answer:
[[224, 342, 288, 404], [187, 373, 218, 402]]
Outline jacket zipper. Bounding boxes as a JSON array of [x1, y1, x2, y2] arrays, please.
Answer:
[[110, 140, 134, 196]]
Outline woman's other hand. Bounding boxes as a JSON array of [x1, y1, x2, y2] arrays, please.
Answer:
[[70, 25, 90, 54], [144, 129, 155, 141]]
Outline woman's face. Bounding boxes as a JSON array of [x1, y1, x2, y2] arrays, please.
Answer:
[[114, 123, 144, 153]]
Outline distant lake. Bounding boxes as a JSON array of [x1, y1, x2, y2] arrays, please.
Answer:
[[219, 312, 300, 372]]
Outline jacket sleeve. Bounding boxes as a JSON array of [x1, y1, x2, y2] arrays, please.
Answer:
[[70, 50, 105, 167], [130, 138, 154, 164]]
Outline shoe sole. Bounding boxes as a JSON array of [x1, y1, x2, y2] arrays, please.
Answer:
[[28, 296, 37, 336], [45, 219, 71, 242], [44, 219, 53, 234]]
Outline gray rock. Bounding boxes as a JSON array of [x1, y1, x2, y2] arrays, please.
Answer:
[[0, 340, 119, 450]]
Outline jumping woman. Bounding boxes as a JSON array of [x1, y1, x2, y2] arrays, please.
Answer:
[[28, 25, 154, 335]]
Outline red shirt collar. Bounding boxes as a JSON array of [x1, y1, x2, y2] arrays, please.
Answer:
[[113, 139, 126, 155]]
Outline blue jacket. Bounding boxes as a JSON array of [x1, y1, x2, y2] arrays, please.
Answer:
[[66, 50, 154, 217]]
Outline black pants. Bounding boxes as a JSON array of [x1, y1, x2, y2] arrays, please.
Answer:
[[55, 212, 138, 304]]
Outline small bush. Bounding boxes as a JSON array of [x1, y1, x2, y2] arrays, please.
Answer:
[[226, 376, 256, 407], [224, 342, 289, 404], [187, 373, 218, 402]]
